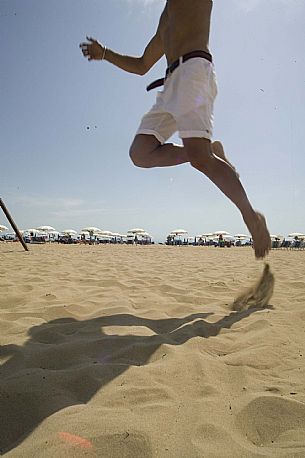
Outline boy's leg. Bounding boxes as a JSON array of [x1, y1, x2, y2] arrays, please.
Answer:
[[129, 134, 238, 170], [129, 133, 270, 257], [182, 137, 271, 259]]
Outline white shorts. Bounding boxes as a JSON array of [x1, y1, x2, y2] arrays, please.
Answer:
[[136, 57, 218, 143]]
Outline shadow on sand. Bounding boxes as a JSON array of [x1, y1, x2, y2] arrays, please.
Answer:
[[0, 305, 270, 454]]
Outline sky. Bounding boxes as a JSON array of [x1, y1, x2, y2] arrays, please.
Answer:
[[1, 0, 305, 241]]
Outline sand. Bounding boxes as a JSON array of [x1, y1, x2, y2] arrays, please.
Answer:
[[0, 243, 305, 457]]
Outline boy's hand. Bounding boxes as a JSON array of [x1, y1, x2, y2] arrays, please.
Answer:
[[80, 36, 105, 61]]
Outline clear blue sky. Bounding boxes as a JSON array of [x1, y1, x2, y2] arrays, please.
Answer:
[[1, 0, 305, 240]]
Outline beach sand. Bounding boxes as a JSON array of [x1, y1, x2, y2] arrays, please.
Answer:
[[1, 243, 305, 457]]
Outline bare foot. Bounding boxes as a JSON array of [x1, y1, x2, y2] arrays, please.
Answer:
[[244, 211, 271, 259], [212, 141, 240, 178]]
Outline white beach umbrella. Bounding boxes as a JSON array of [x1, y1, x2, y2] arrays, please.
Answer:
[[25, 228, 40, 233], [128, 228, 146, 234], [234, 233, 249, 239], [23, 228, 41, 234], [0, 225, 9, 232], [99, 230, 114, 236], [170, 229, 188, 235], [82, 226, 102, 233], [213, 230, 230, 236], [288, 232, 305, 238], [62, 229, 77, 235], [36, 225, 56, 232], [270, 234, 283, 240]]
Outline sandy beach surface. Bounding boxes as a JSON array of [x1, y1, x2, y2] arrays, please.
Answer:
[[1, 243, 305, 457]]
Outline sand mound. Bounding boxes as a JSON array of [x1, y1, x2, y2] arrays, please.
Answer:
[[236, 396, 305, 448]]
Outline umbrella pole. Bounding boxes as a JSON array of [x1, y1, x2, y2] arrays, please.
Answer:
[[0, 197, 29, 252]]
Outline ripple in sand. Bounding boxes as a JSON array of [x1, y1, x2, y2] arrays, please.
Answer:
[[192, 423, 253, 457], [92, 431, 153, 458]]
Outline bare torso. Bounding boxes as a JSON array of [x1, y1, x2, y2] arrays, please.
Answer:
[[158, 0, 213, 65]]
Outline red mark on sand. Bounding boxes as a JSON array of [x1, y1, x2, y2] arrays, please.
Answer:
[[58, 432, 93, 449]]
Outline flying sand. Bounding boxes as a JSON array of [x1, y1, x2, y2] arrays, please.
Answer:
[[232, 263, 275, 312]]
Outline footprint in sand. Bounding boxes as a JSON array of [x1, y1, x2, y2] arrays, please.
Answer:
[[235, 396, 305, 448]]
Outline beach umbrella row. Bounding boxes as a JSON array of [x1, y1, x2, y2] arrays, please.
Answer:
[[2, 223, 304, 242]]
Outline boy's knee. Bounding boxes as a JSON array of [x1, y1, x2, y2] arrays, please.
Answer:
[[183, 138, 213, 171], [190, 157, 211, 173], [129, 144, 138, 165], [129, 135, 160, 168], [129, 145, 150, 168]]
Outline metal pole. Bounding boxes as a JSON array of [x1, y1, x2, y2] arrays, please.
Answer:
[[0, 197, 29, 251]]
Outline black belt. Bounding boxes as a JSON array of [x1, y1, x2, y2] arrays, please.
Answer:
[[146, 50, 213, 92]]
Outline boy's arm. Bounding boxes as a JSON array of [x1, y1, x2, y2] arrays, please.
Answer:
[[80, 31, 164, 75]]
